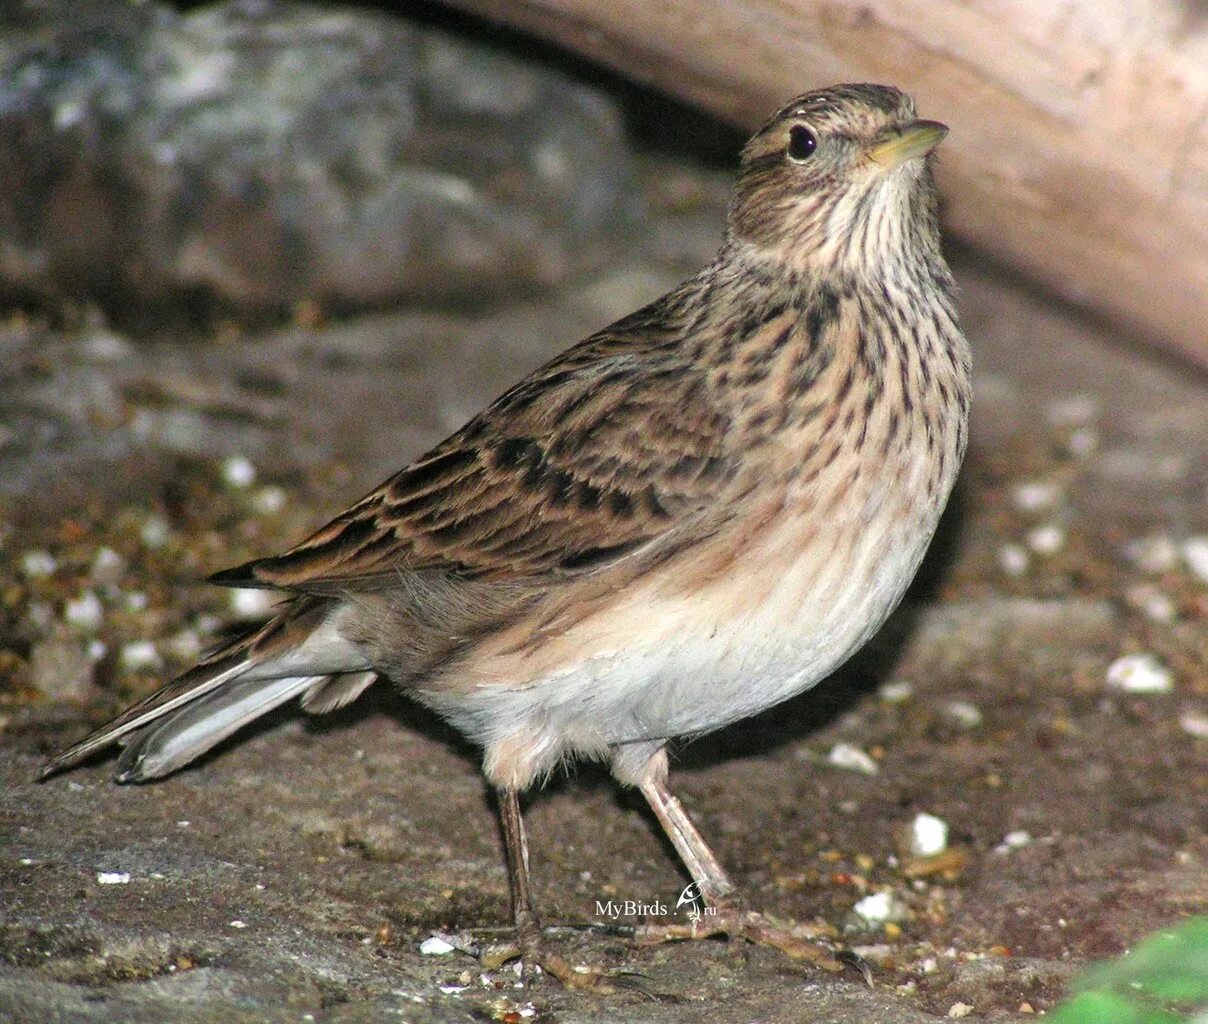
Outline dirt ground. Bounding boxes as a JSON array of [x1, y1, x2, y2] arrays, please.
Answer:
[[0, 153, 1205, 1023]]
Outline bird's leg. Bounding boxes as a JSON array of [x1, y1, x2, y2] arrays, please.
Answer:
[[501, 784, 538, 942], [478, 787, 618, 990], [630, 751, 852, 975]]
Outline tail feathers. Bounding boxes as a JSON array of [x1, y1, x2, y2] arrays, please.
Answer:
[[113, 673, 325, 782], [38, 655, 250, 780], [40, 596, 371, 782], [301, 671, 378, 715]]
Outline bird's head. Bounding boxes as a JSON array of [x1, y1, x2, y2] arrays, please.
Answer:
[[727, 84, 947, 277]]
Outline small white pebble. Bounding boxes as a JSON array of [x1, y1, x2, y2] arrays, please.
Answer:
[[1179, 709, 1208, 739], [81, 330, 134, 363], [419, 935, 457, 956], [826, 742, 879, 775], [1106, 653, 1173, 694], [166, 629, 202, 661], [1012, 481, 1060, 512], [176, 820, 191, 827], [90, 546, 126, 584], [139, 516, 171, 549], [229, 588, 275, 620], [853, 890, 908, 925], [947, 1002, 974, 1019], [119, 641, 162, 672], [878, 680, 915, 703], [221, 455, 257, 489], [229, 920, 247, 929], [1181, 536, 1208, 584], [995, 830, 1032, 854], [1066, 426, 1099, 458], [943, 700, 983, 729], [96, 871, 130, 885], [195, 613, 223, 634], [1124, 535, 1179, 574], [86, 639, 108, 663], [122, 590, 149, 613], [997, 544, 1030, 577], [19, 858, 34, 866], [1046, 394, 1098, 427], [1125, 584, 1177, 624], [1026, 524, 1065, 555], [907, 813, 949, 857], [64, 591, 104, 632], [252, 485, 287, 515], [920, 956, 938, 974], [21, 550, 56, 578]]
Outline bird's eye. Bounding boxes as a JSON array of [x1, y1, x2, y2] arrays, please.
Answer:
[[787, 125, 817, 161]]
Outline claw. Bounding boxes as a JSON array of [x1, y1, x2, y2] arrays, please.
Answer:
[[837, 947, 875, 986]]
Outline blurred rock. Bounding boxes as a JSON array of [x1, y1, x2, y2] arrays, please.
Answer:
[[0, 0, 640, 316], [28, 627, 94, 702]]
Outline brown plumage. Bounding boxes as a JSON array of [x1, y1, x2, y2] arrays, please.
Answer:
[[43, 84, 971, 986]]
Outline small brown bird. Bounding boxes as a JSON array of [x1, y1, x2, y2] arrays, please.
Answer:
[[43, 83, 970, 985]]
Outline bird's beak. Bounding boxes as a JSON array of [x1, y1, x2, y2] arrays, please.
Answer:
[[867, 120, 949, 169]]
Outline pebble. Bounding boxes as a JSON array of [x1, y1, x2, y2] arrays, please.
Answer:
[[166, 628, 203, 661], [119, 641, 162, 672], [122, 590, 149, 613], [905, 813, 949, 857], [947, 1002, 974, 1019], [419, 934, 457, 956], [1025, 524, 1065, 555], [1178, 709, 1208, 739], [89, 546, 126, 585], [997, 544, 1030, 577], [229, 588, 276, 620], [1011, 481, 1060, 512], [878, 680, 915, 703], [21, 550, 57, 578], [853, 890, 908, 925], [826, 742, 879, 775], [252, 485, 287, 515], [1105, 653, 1173, 694], [1182, 536, 1208, 584], [63, 591, 104, 632], [1124, 534, 1179, 574], [943, 700, 983, 729], [994, 830, 1032, 854], [80, 330, 134, 363], [29, 630, 94, 700], [140, 516, 171, 549], [96, 871, 131, 885], [221, 455, 257, 489], [1125, 584, 1177, 623], [1066, 426, 1099, 458]]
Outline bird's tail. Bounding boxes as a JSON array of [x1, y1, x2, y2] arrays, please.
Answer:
[[39, 596, 374, 783]]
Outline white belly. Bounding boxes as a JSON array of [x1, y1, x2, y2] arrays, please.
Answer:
[[429, 450, 952, 782]]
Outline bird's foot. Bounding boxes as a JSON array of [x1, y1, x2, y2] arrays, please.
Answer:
[[633, 902, 869, 981], [475, 915, 629, 992]]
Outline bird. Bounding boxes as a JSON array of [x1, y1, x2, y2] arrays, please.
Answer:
[[42, 83, 971, 987]]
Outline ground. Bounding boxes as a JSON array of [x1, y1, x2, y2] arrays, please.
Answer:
[[0, 153, 1205, 1024]]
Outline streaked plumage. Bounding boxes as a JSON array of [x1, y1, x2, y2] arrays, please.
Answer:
[[43, 84, 970, 985]]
